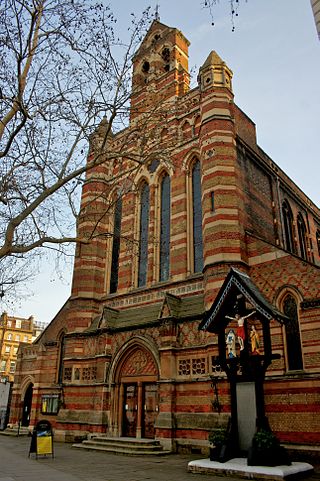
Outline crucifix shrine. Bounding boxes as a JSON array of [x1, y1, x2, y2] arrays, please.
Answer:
[[200, 268, 290, 464]]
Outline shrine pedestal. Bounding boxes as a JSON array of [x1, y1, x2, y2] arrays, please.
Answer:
[[188, 457, 313, 480]]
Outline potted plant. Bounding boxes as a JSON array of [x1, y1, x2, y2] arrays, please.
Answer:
[[248, 429, 290, 466], [208, 427, 228, 462]]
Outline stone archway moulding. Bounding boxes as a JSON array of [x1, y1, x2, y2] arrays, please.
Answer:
[[108, 335, 160, 385], [274, 284, 303, 310], [20, 376, 35, 401]]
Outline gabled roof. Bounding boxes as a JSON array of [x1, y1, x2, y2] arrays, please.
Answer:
[[200, 268, 289, 333], [133, 19, 190, 60], [159, 292, 182, 318], [86, 293, 205, 333]]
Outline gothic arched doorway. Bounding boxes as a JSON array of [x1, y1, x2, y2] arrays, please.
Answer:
[[21, 383, 33, 426], [111, 341, 159, 439]]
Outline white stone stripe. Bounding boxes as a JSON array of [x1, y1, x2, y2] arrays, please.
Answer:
[[204, 165, 235, 176], [248, 251, 288, 266], [205, 253, 242, 264]]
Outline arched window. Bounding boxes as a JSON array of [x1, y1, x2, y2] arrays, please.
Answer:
[[192, 160, 204, 273], [297, 213, 307, 260], [283, 294, 303, 371], [159, 174, 171, 281], [109, 196, 122, 293], [316, 229, 320, 257], [282, 200, 295, 254], [57, 332, 65, 384], [193, 115, 201, 137], [138, 182, 150, 287], [182, 121, 190, 141]]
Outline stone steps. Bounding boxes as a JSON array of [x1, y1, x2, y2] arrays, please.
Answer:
[[72, 436, 171, 456], [0, 425, 31, 437]]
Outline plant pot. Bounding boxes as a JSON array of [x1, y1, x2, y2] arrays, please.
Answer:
[[210, 446, 222, 462], [247, 446, 291, 467], [209, 444, 230, 463]]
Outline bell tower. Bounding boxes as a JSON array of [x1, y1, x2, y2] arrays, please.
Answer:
[[130, 20, 190, 121]]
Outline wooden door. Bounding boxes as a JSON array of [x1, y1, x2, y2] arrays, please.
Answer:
[[143, 383, 158, 439], [123, 384, 137, 437]]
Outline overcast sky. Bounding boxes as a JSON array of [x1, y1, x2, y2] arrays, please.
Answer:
[[12, 0, 320, 324]]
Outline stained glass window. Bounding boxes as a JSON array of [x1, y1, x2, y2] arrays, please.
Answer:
[[297, 213, 307, 260], [138, 182, 150, 287], [148, 159, 160, 173], [283, 294, 303, 371], [57, 333, 65, 384], [110, 196, 122, 293], [159, 174, 171, 281], [282, 200, 295, 254], [317, 229, 320, 257], [192, 160, 204, 273]]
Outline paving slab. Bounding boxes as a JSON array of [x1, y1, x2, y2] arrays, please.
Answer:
[[188, 457, 314, 480], [0, 434, 318, 481]]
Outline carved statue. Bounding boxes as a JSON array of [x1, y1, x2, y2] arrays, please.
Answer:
[[250, 324, 261, 355], [226, 329, 236, 358], [225, 311, 256, 351]]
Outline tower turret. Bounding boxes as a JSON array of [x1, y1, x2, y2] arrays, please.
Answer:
[[130, 20, 190, 121], [198, 50, 233, 92], [197, 51, 248, 307]]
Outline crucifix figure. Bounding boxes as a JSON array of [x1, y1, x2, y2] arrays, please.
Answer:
[[225, 311, 256, 351]]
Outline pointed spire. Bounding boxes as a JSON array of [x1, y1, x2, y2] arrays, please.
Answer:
[[198, 50, 233, 92], [200, 51, 224, 70], [155, 4, 160, 21]]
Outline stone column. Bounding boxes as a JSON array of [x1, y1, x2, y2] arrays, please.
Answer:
[[136, 382, 143, 438]]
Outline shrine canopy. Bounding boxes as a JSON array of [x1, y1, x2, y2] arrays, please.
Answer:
[[200, 268, 289, 334]]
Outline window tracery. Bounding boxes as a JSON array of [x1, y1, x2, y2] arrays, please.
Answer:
[[297, 213, 307, 260], [282, 294, 303, 371], [138, 182, 150, 287], [282, 200, 295, 254], [110, 196, 122, 293], [191, 159, 204, 273], [159, 173, 171, 281]]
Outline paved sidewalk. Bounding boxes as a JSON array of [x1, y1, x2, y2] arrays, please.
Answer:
[[0, 435, 318, 481]]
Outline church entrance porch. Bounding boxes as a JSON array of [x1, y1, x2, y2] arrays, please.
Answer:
[[110, 338, 160, 440], [122, 382, 158, 439]]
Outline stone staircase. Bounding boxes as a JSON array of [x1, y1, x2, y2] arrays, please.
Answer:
[[72, 436, 171, 456], [0, 425, 31, 437]]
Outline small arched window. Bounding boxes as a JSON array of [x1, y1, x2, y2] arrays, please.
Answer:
[[182, 121, 191, 141], [282, 200, 295, 254], [316, 229, 320, 257], [109, 196, 122, 293], [283, 294, 303, 371], [297, 213, 307, 260], [57, 332, 65, 384], [159, 173, 171, 281], [192, 159, 204, 273], [138, 182, 150, 287], [193, 115, 201, 137]]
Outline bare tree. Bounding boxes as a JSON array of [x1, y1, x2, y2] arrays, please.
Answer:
[[201, 0, 246, 30], [0, 1, 175, 299]]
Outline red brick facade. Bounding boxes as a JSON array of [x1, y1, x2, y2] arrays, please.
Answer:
[[9, 20, 320, 452]]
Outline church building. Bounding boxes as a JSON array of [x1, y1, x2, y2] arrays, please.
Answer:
[[9, 20, 320, 453]]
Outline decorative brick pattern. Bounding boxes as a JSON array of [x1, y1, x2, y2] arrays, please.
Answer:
[[178, 359, 191, 376], [192, 357, 206, 375], [8, 19, 320, 451], [63, 367, 72, 381]]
